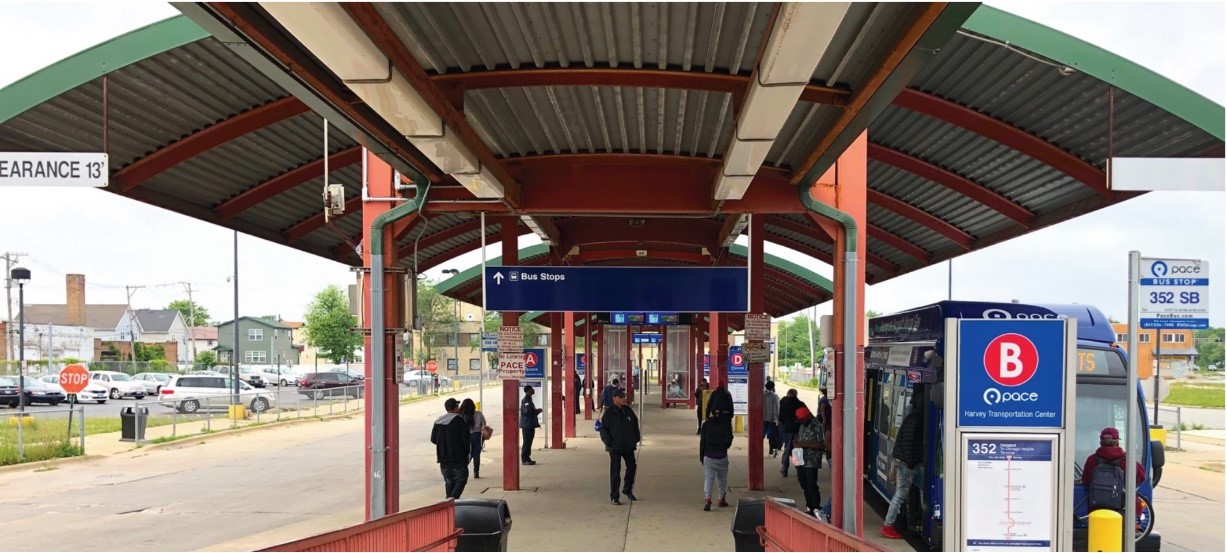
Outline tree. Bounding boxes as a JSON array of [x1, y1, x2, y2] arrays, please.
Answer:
[[1195, 328, 1225, 369], [415, 279, 461, 366], [304, 285, 363, 363], [167, 299, 211, 327], [195, 350, 218, 369], [776, 315, 821, 369], [865, 309, 883, 320]]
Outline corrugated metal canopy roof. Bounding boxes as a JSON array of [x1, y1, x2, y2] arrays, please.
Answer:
[[0, 4, 1222, 313]]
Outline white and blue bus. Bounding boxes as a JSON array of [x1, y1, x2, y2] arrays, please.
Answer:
[[865, 301, 1163, 551]]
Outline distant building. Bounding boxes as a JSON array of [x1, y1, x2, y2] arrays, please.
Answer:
[[217, 317, 300, 365], [115, 309, 191, 363], [16, 274, 127, 341], [189, 327, 218, 360], [1110, 324, 1198, 379]]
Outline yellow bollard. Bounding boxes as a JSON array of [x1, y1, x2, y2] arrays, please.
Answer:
[[1149, 425, 1167, 448], [1088, 509, 1123, 552], [228, 404, 247, 421], [6, 415, 34, 428], [734, 415, 744, 433], [475, 401, 482, 412]]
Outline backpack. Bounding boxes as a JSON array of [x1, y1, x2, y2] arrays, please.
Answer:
[[1087, 455, 1126, 511]]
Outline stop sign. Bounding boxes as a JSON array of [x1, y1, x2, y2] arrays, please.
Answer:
[[59, 364, 90, 394], [426, 360, 438, 373]]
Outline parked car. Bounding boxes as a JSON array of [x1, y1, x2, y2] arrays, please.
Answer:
[[158, 375, 277, 414], [298, 371, 364, 400], [20, 378, 66, 406], [38, 375, 108, 404], [90, 371, 147, 400], [133, 373, 173, 395], [0, 377, 20, 407], [261, 367, 301, 387], [212, 365, 266, 388], [402, 369, 450, 388]]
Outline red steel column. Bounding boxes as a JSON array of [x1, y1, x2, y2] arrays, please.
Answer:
[[689, 326, 698, 409], [550, 312, 564, 449], [565, 311, 577, 437], [360, 150, 400, 518], [594, 323, 603, 408], [808, 133, 869, 533], [626, 328, 634, 403], [747, 215, 766, 490], [500, 217, 521, 491]]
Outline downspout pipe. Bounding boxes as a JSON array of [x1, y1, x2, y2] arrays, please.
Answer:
[[368, 171, 429, 519], [798, 182, 858, 534]]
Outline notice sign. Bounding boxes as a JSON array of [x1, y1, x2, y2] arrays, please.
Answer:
[[497, 353, 525, 380], [744, 313, 771, 341], [963, 436, 1057, 551], [0, 152, 108, 187], [498, 326, 523, 353], [1139, 257, 1209, 329], [742, 341, 770, 363]]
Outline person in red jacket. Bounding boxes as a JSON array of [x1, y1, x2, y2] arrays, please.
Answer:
[[1082, 427, 1146, 488]]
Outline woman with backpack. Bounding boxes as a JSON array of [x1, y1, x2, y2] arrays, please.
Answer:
[[1081, 427, 1146, 512]]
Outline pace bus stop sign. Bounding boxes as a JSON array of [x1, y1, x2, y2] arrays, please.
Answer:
[[956, 319, 1066, 428], [1139, 257, 1210, 329]]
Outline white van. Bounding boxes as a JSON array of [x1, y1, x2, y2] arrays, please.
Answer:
[[159, 374, 277, 414]]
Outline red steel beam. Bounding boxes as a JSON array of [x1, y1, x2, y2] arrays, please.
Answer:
[[431, 68, 851, 107], [868, 143, 1035, 228], [557, 218, 723, 254], [215, 147, 362, 222], [791, 4, 950, 186], [342, 3, 523, 208], [395, 219, 482, 261], [417, 228, 535, 273], [283, 194, 362, 243], [892, 88, 1110, 198], [113, 96, 310, 193], [867, 188, 973, 250], [206, 3, 446, 183], [866, 224, 931, 263]]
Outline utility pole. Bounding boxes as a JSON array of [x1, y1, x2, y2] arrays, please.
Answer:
[[180, 282, 198, 364], [3, 252, 27, 363], [124, 285, 145, 363]]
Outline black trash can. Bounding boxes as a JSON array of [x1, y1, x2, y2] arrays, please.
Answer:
[[454, 498, 512, 552], [120, 406, 149, 442], [732, 497, 797, 552]]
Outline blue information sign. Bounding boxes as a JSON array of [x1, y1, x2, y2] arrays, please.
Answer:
[[957, 320, 1066, 428], [728, 346, 747, 377], [484, 266, 748, 312], [575, 353, 587, 377], [703, 354, 710, 377], [523, 348, 546, 379], [633, 333, 663, 344]]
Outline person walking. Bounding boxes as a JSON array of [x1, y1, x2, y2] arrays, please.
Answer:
[[818, 387, 833, 463], [600, 389, 641, 505], [430, 398, 471, 499], [791, 406, 824, 517], [460, 398, 488, 479], [520, 385, 542, 465], [881, 398, 924, 539], [694, 378, 709, 434], [763, 380, 781, 456], [600, 377, 621, 410], [699, 411, 734, 511], [574, 370, 583, 415], [777, 388, 807, 477]]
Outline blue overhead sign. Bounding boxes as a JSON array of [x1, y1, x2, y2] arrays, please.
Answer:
[[957, 320, 1066, 428], [633, 333, 663, 344], [484, 266, 749, 312]]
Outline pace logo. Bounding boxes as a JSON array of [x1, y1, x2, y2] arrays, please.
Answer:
[[983, 388, 1040, 406], [983, 333, 1039, 387], [1151, 260, 1169, 277]]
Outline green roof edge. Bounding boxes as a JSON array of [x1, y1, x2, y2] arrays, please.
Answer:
[[964, 5, 1225, 141]]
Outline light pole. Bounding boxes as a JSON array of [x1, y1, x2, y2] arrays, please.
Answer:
[[12, 267, 30, 453], [442, 269, 460, 377]]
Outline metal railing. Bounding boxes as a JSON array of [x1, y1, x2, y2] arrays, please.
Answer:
[[1153, 405, 1184, 450], [0, 406, 85, 465], [758, 497, 884, 552]]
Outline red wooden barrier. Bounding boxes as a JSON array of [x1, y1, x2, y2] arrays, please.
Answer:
[[757, 498, 884, 552], [260, 500, 461, 552]]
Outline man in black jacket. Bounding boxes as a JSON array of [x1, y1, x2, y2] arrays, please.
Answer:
[[777, 389, 807, 477], [520, 385, 542, 465], [430, 398, 472, 499], [600, 389, 641, 505], [881, 398, 924, 539], [705, 379, 734, 421]]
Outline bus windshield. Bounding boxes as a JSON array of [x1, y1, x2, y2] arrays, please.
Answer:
[[1074, 380, 1146, 480]]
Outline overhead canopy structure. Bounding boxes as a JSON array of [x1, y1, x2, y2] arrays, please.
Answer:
[[1, 4, 1222, 322]]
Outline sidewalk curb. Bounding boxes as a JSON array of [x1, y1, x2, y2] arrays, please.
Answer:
[[0, 454, 105, 476]]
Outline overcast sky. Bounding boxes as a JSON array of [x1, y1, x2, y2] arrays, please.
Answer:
[[0, 2, 1222, 327]]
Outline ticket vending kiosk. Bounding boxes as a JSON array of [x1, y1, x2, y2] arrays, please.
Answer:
[[601, 326, 628, 408]]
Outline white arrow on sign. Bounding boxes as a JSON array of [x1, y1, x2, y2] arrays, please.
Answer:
[[493, 272, 504, 285]]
